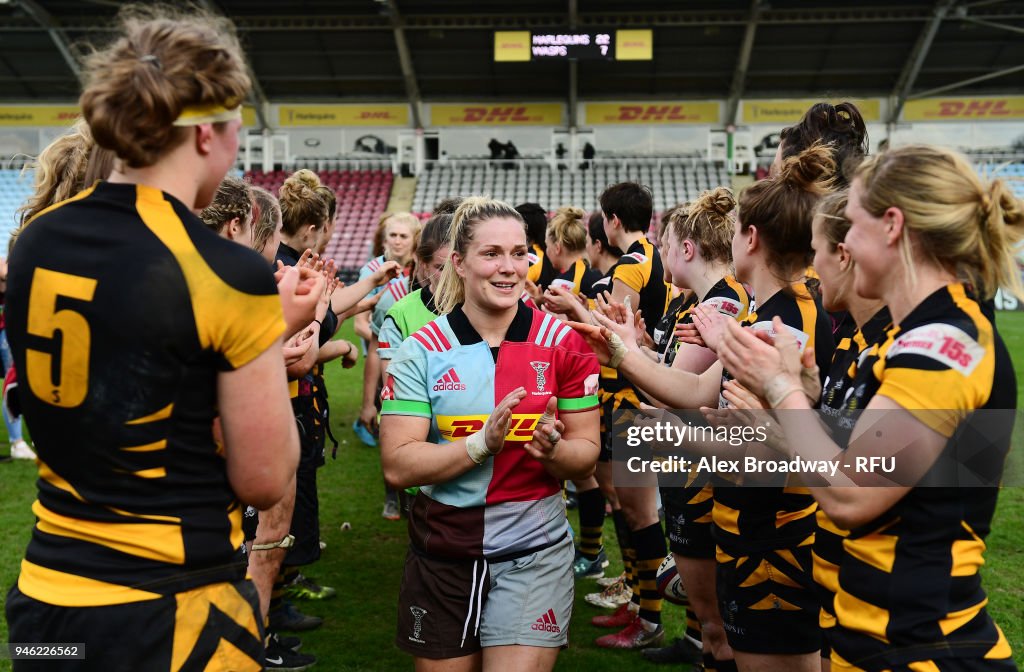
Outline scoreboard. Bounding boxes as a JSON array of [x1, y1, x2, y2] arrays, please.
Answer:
[[530, 32, 614, 59], [494, 30, 653, 62]]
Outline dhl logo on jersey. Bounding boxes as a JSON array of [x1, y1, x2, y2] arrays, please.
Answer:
[[437, 414, 543, 442]]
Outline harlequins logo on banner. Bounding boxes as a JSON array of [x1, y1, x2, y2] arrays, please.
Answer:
[[530, 361, 550, 392]]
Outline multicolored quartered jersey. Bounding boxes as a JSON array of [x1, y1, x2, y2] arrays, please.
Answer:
[[377, 286, 439, 362], [370, 275, 411, 338], [6, 182, 284, 607], [830, 284, 1016, 670], [381, 302, 599, 560], [358, 254, 389, 299]]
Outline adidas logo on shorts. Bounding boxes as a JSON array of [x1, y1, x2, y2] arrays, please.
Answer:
[[433, 368, 467, 392], [531, 609, 561, 634]]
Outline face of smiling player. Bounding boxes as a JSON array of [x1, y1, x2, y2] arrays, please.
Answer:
[[454, 216, 530, 314]]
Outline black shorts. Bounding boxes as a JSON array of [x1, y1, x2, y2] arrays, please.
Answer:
[[5, 579, 264, 671], [286, 458, 320, 567], [662, 484, 715, 558], [716, 542, 820, 655]]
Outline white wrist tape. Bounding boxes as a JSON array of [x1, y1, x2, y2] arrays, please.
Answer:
[[466, 426, 494, 465], [764, 374, 804, 408], [607, 332, 629, 368]]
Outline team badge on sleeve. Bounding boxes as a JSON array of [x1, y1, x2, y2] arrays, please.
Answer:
[[702, 296, 742, 318], [886, 323, 984, 375]]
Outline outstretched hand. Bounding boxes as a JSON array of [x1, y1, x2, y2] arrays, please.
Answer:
[[372, 260, 401, 286]]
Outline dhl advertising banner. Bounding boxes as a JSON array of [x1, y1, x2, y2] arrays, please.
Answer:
[[585, 101, 719, 125], [430, 103, 563, 126], [742, 99, 881, 124], [902, 96, 1024, 121], [278, 104, 409, 127], [0, 106, 80, 127]]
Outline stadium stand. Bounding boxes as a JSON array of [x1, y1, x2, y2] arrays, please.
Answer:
[[243, 168, 393, 272], [411, 161, 732, 216]]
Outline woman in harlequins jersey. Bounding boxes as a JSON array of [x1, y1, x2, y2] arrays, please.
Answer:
[[380, 197, 600, 671], [717, 144, 1021, 672], [377, 212, 453, 375], [354, 212, 421, 446]]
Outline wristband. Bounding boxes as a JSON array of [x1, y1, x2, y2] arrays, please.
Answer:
[[466, 427, 494, 465], [312, 318, 322, 329], [764, 374, 804, 408]]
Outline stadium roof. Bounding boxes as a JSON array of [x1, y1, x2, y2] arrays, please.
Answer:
[[1, 0, 1022, 126]]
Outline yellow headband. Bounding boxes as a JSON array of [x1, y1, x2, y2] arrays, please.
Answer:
[[173, 103, 242, 127]]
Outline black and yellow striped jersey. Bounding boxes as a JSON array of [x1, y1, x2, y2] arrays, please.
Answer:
[[713, 283, 835, 556], [652, 292, 694, 367], [672, 277, 750, 505], [813, 306, 891, 631], [526, 243, 557, 289], [549, 258, 602, 299], [611, 238, 668, 340], [830, 283, 1016, 669], [6, 181, 285, 607]]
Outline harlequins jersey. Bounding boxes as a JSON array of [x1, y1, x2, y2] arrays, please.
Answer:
[[370, 275, 411, 338], [377, 286, 439, 362], [381, 302, 599, 560]]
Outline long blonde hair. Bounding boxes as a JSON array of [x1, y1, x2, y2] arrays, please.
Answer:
[[434, 197, 525, 314], [853, 144, 1024, 300]]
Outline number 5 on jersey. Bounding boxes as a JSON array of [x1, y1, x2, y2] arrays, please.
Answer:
[[25, 268, 97, 408]]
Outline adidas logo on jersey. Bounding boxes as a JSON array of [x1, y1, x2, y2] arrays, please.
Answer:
[[531, 609, 561, 633], [433, 368, 467, 391]]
